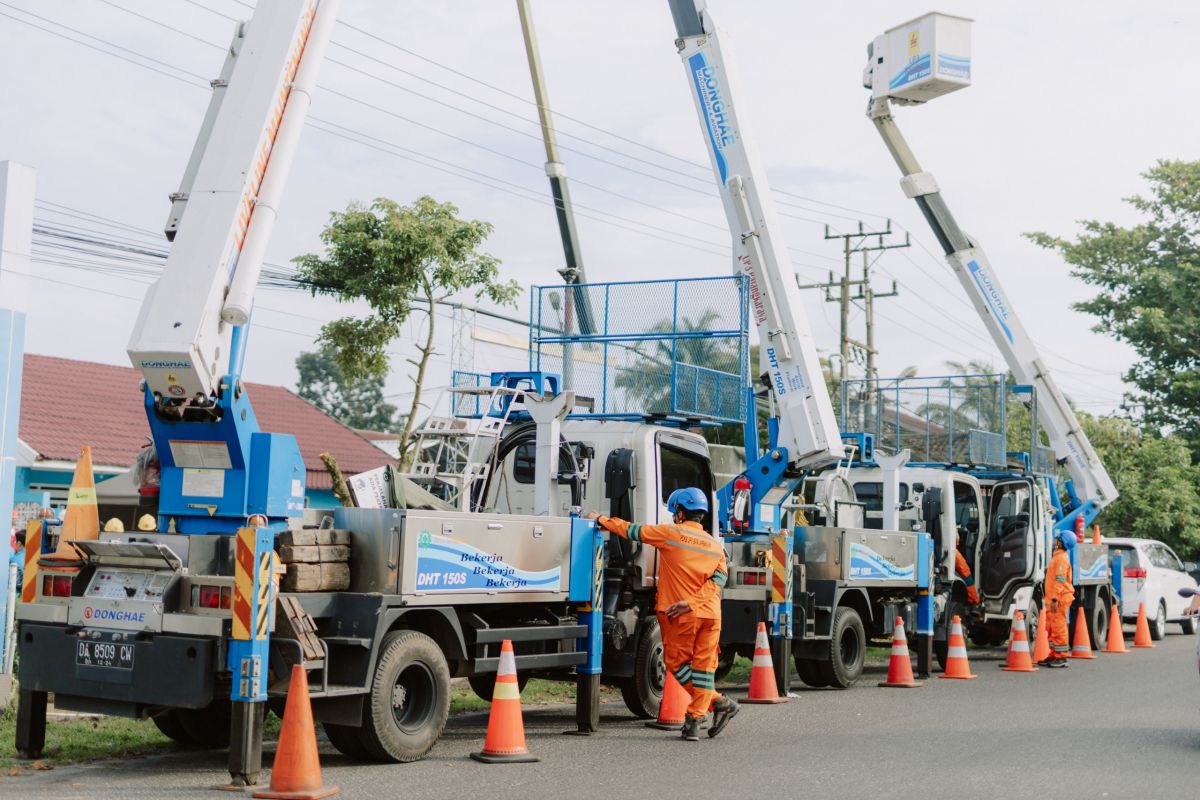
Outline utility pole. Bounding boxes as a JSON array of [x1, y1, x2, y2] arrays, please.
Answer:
[[796, 221, 909, 384], [516, 0, 594, 390]]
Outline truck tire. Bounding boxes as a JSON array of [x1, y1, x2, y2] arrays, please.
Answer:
[[358, 630, 451, 763], [151, 709, 204, 746], [792, 656, 827, 688], [467, 673, 529, 702], [323, 723, 374, 761], [176, 699, 232, 748], [1089, 599, 1109, 651], [714, 647, 738, 682], [1150, 601, 1167, 641], [620, 617, 664, 719], [815, 606, 864, 689], [933, 639, 948, 672]]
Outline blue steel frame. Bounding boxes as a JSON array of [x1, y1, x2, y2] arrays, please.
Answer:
[[528, 276, 750, 425]]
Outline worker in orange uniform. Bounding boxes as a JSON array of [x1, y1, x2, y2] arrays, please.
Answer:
[[1039, 531, 1075, 668], [586, 488, 739, 741], [955, 549, 980, 605]]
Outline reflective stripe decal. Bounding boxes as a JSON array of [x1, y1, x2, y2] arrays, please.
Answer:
[[692, 670, 715, 689], [1011, 640, 1029, 652], [662, 538, 721, 558], [710, 569, 728, 588], [948, 645, 968, 659], [628, 524, 642, 542], [752, 653, 773, 668], [1055, 575, 1067, 583], [493, 680, 522, 701]]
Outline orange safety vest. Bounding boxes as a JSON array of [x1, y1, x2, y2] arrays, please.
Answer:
[[597, 516, 727, 618]]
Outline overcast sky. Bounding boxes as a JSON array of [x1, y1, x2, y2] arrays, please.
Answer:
[[2, 0, 1196, 422]]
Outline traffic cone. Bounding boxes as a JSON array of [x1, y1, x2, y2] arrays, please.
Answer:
[[1104, 604, 1129, 653], [1092, 524, 1102, 545], [939, 615, 977, 680], [43, 446, 100, 565], [252, 666, 338, 799], [878, 617, 922, 687], [1031, 608, 1051, 664], [470, 640, 538, 763], [645, 671, 693, 730], [999, 611, 1038, 672], [1070, 609, 1095, 659], [743, 622, 788, 703], [1133, 602, 1155, 648]]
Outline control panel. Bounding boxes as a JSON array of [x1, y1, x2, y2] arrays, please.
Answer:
[[85, 569, 173, 601]]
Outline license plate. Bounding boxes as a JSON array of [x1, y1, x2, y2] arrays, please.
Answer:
[[76, 639, 135, 670]]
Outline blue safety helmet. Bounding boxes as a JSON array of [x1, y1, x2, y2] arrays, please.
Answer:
[[667, 487, 709, 514], [1056, 531, 1077, 551]]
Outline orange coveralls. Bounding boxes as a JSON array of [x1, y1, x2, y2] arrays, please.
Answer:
[[955, 550, 981, 605], [1045, 548, 1075, 661], [597, 516, 728, 719]]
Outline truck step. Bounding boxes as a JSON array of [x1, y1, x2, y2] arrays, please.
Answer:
[[267, 681, 365, 699]]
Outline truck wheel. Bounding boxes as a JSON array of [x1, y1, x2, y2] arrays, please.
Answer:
[[1150, 601, 1167, 641], [359, 630, 451, 763], [1089, 600, 1109, 651], [323, 723, 374, 761], [815, 606, 864, 689], [933, 640, 948, 671], [714, 647, 737, 682], [620, 617, 664, 719], [151, 709, 203, 746], [792, 656, 827, 688], [467, 673, 529, 702], [175, 700, 232, 748]]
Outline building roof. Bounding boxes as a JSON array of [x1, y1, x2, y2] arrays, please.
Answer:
[[18, 354, 391, 489]]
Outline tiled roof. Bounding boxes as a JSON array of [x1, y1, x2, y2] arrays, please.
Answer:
[[18, 354, 392, 489]]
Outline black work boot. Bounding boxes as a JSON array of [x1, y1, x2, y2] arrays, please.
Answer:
[[680, 715, 700, 741], [708, 696, 739, 739]]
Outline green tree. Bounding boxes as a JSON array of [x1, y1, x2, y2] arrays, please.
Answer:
[[1079, 413, 1200, 558], [295, 346, 397, 431], [1027, 160, 1200, 447], [295, 196, 520, 467]]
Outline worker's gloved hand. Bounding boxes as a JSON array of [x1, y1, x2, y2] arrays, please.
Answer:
[[583, 511, 600, 521], [665, 600, 691, 620], [1049, 598, 1059, 612]]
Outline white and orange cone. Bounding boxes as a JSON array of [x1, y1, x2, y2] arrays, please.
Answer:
[[470, 640, 538, 763], [999, 611, 1038, 672], [1103, 604, 1129, 654], [645, 671, 693, 730], [939, 615, 977, 680], [743, 622, 787, 704], [1070, 610, 1095, 659], [878, 617, 922, 688], [1133, 602, 1155, 648]]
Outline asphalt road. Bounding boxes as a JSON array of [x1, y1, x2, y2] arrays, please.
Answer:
[[11, 627, 1200, 800]]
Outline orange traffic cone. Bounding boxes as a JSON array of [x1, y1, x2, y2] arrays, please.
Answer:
[[743, 622, 787, 703], [1133, 602, 1155, 648], [1104, 604, 1129, 654], [252, 666, 338, 799], [879, 617, 922, 687], [646, 671, 693, 730], [1031, 608, 1051, 663], [1000, 611, 1038, 672], [939, 615, 977, 680], [46, 446, 99, 564], [471, 640, 538, 763], [1091, 524, 1102, 545], [1070, 609, 1095, 659]]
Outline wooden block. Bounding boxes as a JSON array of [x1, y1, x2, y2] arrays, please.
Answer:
[[318, 544, 350, 563], [319, 562, 350, 591], [316, 529, 351, 546], [281, 562, 351, 592], [282, 563, 322, 592], [278, 529, 317, 547], [279, 545, 322, 563]]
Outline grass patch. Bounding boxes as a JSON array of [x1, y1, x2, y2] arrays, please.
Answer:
[[0, 709, 175, 772], [451, 678, 622, 715]]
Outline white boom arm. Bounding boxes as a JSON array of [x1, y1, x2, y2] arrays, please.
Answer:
[[667, 0, 844, 470], [862, 13, 1118, 508], [128, 0, 338, 400]]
